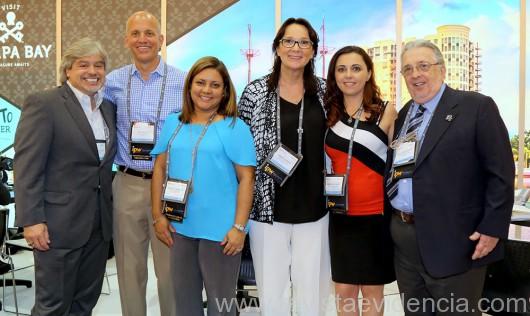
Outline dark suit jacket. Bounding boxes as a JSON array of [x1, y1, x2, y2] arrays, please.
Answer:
[[14, 84, 117, 249], [386, 86, 514, 278]]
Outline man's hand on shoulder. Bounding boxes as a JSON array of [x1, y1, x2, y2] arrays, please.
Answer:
[[24, 223, 50, 251], [469, 231, 499, 260]]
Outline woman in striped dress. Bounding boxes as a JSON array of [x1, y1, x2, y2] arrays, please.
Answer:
[[324, 46, 397, 316]]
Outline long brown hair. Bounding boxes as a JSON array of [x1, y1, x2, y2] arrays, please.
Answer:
[[324, 46, 383, 127], [180, 56, 237, 124], [266, 17, 320, 95]]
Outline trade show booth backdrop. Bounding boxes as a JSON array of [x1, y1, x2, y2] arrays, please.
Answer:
[[0, 0, 528, 173], [0, 0, 236, 156]]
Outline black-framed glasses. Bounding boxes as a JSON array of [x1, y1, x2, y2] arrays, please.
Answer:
[[401, 62, 441, 76], [279, 38, 313, 49]]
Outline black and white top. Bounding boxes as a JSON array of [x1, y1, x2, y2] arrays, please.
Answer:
[[238, 74, 327, 223]]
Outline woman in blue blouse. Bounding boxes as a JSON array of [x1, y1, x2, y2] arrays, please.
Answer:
[[151, 56, 256, 316]]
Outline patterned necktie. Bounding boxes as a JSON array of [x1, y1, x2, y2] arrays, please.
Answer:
[[406, 104, 426, 135], [387, 104, 426, 200]]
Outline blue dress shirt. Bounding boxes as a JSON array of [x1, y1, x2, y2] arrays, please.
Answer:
[[390, 84, 446, 213], [104, 58, 186, 172]]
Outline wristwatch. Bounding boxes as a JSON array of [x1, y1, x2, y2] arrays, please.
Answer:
[[233, 223, 247, 233]]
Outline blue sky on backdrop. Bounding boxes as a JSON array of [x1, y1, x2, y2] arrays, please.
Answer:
[[167, 0, 526, 134], [403, 0, 522, 134]]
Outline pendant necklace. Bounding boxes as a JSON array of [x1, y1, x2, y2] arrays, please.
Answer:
[[347, 104, 363, 124]]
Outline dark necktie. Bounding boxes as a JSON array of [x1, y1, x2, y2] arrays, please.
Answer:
[[90, 95, 97, 111], [387, 104, 426, 200], [406, 104, 426, 135]]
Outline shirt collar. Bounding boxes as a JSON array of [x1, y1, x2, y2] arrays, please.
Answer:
[[414, 83, 446, 114], [66, 81, 103, 111], [131, 56, 165, 78]]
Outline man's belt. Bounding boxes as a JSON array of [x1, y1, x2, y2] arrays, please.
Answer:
[[393, 209, 414, 224], [118, 165, 152, 179]]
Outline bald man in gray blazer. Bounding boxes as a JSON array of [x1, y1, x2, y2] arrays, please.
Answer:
[[14, 38, 116, 316]]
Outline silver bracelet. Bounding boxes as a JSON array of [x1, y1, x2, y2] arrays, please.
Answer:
[[153, 216, 164, 225], [233, 223, 246, 233]]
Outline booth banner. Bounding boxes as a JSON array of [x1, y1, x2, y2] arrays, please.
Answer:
[[0, 95, 20, 155], [0, 1, 56, 107]]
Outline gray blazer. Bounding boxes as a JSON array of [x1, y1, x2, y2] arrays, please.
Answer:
[[14, 84, 116, 249]]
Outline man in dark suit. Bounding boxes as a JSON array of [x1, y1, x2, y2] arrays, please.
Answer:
[[386, 39, 514, 315], [14, 37, 116, 316]]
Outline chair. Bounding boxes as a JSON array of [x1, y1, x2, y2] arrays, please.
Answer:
[[481, 238, 530, 315], [0, 207, 32, 315], [236, 237, 259, 314]]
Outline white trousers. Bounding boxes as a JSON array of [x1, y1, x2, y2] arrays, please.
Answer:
[[249, 213, 332, 316]]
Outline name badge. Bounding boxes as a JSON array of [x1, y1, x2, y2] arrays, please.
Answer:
[[393, 141, 418, 167], [325, 175, 346, 196], [260, 144, 302, 186], [131, 122, 155, 143], [130, 122, 156, 160], [96, 140, 106, 161], [164, 179, 189, 203], [162, 179, 190, 223]]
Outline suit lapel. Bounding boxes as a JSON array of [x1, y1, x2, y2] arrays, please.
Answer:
[[61, 85, 99, 160], [100, 101, 116, 165], [393, 101, 413, 142], [415, 87, 459, 167]]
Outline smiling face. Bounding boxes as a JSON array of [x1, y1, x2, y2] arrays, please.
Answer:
[[334, 52, 371, 99], [190, 68, 224, 115], [276, 23, 314, 72], [66, 54, 106, 96], [402, 46, 446, 104], [124, 13, 164, 66]]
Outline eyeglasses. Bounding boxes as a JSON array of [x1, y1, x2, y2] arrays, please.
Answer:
[[401, 62, 441, 76], [279, 38, 313, 49]]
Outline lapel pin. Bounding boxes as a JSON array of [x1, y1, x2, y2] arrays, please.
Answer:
[[445, 115, 453, 122]]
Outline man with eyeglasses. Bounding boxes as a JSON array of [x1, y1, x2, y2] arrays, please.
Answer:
[[385, 39, 514, 315]]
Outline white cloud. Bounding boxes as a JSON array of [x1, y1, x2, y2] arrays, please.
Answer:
[[400, 1, 522, 133], [465, 5, 520, 133]]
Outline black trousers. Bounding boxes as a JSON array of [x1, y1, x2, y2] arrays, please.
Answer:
[[32, 208, 109, 316], [390, 214, 486, 316]]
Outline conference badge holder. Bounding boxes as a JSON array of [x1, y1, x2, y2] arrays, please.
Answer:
[[96, 139, 106, 161], [260, 144, 302, 187], [130, 122, 155, 160], [325, 174, 348, 215], [391, 139, 420, 181], [162, 179, 190, 223]]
